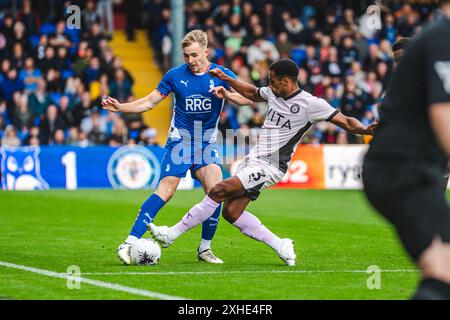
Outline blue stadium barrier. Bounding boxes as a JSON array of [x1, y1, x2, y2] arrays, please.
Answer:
[[0, 145, 214, 190], [0, 145, 165, 190]]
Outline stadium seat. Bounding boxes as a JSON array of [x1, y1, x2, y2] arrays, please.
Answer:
[[39, 23, 56, 36], [367, 38, 380, 46], [49, 92, 62, 105], [214, 48, 225, 59], [61, 69, 75, 80], [65, 27, 80, 44], [301, 5, 316, 25], [266, 34, 277, 44], [29, 35, 40, 48], [290, 48, 306, 66]]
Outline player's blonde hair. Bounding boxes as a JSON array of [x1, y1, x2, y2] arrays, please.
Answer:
[[181, 30, 208, 49]]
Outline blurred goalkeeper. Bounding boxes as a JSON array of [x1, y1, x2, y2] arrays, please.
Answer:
[[363, 0, 450, 299], [392, 37, 449, 191]]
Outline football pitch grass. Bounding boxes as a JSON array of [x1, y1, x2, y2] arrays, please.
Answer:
[[0, 189, 424, 300]]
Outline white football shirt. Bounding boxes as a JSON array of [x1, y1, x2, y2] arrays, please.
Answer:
[[249, 87, 338, 172]]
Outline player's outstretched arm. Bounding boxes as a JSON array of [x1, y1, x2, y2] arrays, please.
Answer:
[[101, 90, 166, 113], [209, 68, 264, 102], [329, 112, 378, 135], [212, 86, 253, 106]]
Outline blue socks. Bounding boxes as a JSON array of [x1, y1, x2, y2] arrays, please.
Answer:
[[201, 204, 221, 241], [129, 194, 166, 239], [127, 194, 221, 249]]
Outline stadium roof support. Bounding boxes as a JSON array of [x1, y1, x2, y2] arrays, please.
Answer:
[[171, 0, 185, 68]]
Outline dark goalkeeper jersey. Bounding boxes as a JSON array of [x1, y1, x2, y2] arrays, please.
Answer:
[[367, 17, 450, 167]]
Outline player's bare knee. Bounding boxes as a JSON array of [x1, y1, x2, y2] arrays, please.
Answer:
[[209, 183, 228, 202], [155, 188, 176, 202]]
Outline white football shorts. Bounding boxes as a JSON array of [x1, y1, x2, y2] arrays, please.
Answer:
[[235, 156, 285, 200]]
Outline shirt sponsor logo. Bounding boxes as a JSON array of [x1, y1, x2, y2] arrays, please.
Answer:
[[185, 94, 212, 113], [266, 108, 292, 129]]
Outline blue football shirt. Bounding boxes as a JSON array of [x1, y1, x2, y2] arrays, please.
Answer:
[[156, 63, 237, 144]]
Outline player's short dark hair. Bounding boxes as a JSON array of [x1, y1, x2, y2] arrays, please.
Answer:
[[392, 38, 410, 52], [269, 58, 299, 81], [438, 0, 450, 6]]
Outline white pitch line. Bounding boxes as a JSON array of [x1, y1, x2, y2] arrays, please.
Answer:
[[82, 269, 419, 276], [0, 261, 188, 300]]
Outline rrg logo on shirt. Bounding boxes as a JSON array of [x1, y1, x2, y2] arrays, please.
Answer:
[[185, 94, 212, 113]]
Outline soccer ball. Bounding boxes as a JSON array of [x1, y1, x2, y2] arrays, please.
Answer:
[[130, 238, 161, 265]]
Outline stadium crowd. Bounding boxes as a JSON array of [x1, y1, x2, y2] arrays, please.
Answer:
[[0, 0, 157, 148], [0, 0, 442, 148], [149, 0, 440, 144]]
